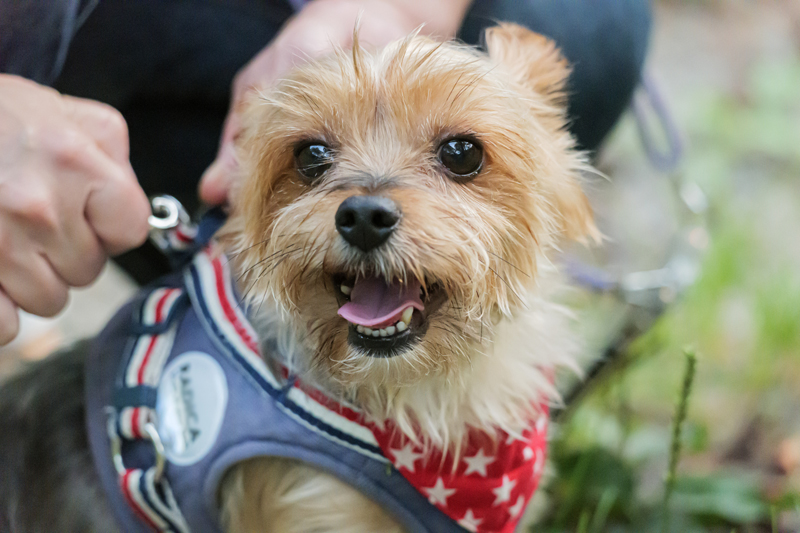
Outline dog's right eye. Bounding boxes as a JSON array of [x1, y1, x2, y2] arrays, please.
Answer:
[[295, 143, 334, 181]]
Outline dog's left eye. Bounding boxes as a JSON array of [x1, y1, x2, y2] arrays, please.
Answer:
[[437, 138, 483, 180], [296, 143, 334, 181]]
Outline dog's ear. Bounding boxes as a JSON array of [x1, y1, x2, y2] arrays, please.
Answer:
[[486, 24, 599, 243], [484, 23, 570, 106]]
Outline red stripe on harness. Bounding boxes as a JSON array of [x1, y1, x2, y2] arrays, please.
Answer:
[[174, 228, 193, 244], [136, 289, 175, 385], [211, 256, 260, 354], [130, 407, 141, 439], [120, 470, 160, 532]]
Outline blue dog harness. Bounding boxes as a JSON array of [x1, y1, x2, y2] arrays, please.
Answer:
[[85, 244, 468, 533], [85, 214, 547, 533]]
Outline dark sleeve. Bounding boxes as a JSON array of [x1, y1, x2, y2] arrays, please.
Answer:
[[0, 0, 90, 84], [459, 0, 652, 152]]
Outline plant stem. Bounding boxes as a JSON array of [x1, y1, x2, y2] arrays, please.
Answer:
[[661, 348, 697, 533]]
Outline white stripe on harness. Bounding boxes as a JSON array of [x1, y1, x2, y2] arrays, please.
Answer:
[[189, 247, 383, 455]]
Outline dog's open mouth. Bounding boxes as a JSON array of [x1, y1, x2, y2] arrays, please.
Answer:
[[333, 273, 444, 357]]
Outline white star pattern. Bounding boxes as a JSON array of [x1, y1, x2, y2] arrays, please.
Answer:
[[492, 474, 517, 505], [535, 415, 547, 435], [522, 446, 534, 461], [390, 442, 424, 473], [424, 477, 456, 506], [508, 496, 526, 518], [457, 509, 483, 532], [463, 448, 494, 476]]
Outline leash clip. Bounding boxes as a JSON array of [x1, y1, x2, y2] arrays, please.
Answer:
[[148, 195, 198, 254]]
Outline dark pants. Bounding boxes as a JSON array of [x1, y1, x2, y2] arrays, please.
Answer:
[[51, 0, 651, 283]]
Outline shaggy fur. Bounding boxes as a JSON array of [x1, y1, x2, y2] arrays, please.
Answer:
[[0, 24, 596, 533]]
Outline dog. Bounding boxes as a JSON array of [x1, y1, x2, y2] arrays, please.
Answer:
[[0, 24, 597, 533]]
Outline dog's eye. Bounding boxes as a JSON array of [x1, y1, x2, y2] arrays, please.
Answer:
[[296, 143, 334, 181], [437, 138, 483, 180]]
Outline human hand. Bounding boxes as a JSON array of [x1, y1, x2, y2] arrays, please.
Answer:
[[0, 75, 150, 345], [199, 0, 472, 205]]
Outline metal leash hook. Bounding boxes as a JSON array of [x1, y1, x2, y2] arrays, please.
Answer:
[[558, 74, 709, 415], [147, 195, 198, 254], [148, 196, 183, 231]]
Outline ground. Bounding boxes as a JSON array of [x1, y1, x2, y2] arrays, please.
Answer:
[[1, 1, 799, 532]]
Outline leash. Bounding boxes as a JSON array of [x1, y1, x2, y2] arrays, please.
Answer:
[[559, 75, 706, 416]]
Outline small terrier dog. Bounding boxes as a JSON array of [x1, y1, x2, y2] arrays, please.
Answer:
[[0, 24, 596, 533]]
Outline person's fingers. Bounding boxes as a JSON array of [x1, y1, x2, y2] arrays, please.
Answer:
[[0, 253, 69, 317], [46, 215, 106, 287], [199, 113, 241, 206], [0, 286, 19, 346], [63, 96, 130, 163], [81, 144, 150, 255], [200, 141, 239, 206]]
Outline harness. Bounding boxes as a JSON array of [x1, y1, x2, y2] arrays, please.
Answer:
[[85, 210, 548, 533]]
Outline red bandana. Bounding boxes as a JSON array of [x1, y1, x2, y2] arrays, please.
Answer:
[[371, 413, 548, 533], [298, 381, 549, 533]]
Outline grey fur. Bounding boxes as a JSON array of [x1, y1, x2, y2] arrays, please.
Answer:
[[0, 343, 119, 533]]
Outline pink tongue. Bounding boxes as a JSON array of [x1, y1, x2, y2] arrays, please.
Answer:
[[338, 276, 424, 328]]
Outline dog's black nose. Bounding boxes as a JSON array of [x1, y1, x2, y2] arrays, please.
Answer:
[[335, 195, 400, 252]]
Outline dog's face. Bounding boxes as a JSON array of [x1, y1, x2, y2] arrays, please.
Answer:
[[228, 24, 596, 393]]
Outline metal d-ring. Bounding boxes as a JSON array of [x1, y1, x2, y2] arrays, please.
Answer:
[[143, 422, 166, 482], [107, 408, 126, 477], [106, 409, 167, 483]]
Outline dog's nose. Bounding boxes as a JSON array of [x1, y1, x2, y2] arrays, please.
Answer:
[[335, 195, 400, 252]]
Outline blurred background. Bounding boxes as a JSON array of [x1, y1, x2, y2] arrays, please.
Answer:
[[541, 0, 800, 531], [2, 1, 800, 531]]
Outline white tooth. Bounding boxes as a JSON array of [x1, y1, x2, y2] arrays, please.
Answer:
[[379, 328, 388, 337], [340, 285, 351, 295], [363, 327, 373, 335], [371, 329, 380, 337], [396, 321, 408, 332], [357, 325, 365, 334], [401, 306, 414, 324], [385, 326, 396, 335]]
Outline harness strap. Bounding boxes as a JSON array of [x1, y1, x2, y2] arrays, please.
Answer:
[[106, 286, 191, 532], [119, 467, 189, 533]]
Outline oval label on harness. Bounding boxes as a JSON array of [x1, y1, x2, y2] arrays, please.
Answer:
[[156, 351, 228, 465]]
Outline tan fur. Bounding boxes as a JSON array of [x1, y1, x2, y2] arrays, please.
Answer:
[[216, 24, 596, 532], [219, 459, 403, 533]]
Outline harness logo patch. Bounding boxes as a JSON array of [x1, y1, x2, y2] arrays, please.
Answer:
[[157, 351, 228, 465]]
